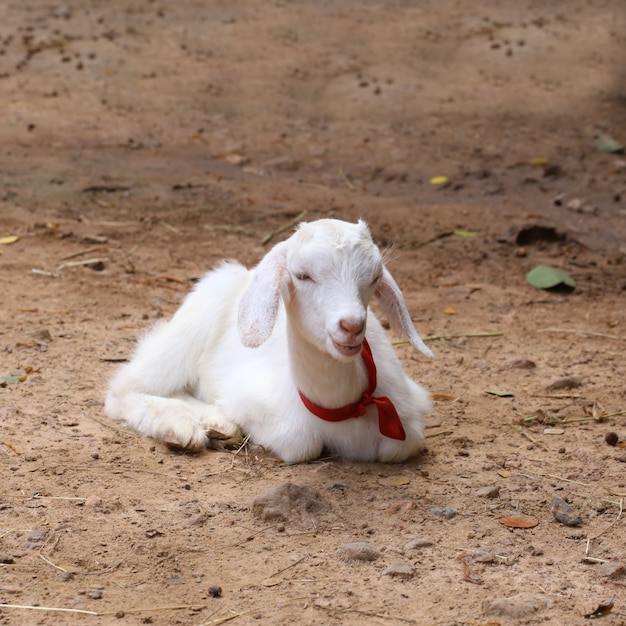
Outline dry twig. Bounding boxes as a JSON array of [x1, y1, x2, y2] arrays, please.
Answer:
[[314, 603, 417, 624], [585, 498, 624, 557], [0, 602, 198, 617], [262, 210, 308, 245], [60, 247, 99, 261], [537, 327, 623, 341]]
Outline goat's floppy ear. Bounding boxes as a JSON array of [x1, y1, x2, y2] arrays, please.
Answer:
[[375, 266, 433, 358], [238, 241, 288, 348]]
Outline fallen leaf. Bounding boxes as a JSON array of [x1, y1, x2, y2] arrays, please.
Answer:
[[0, 375, 22, 385], [593, 132, 624, 154], [379, 475, 410, 487], [485, 389, 515, 398], [432, 393, 458, 401], [453, 230, 478, 238], [497, 469, 512, 478], [584, 595, 615, 619], [528, 157, 549, 166], [526, 265, 575, 290], [443, 307, 458, 315], [499, 515, 539, 529], [430, 175, 449, 185], [0, 236, 19, 245]]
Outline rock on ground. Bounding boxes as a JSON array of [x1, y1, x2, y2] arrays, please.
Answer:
[[252, 482, 329, 527]]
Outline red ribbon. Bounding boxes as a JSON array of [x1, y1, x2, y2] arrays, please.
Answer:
[[298, 338, 406, 440]]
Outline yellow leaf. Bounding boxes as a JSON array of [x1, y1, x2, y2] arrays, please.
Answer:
[[528, 157, 548, 166], [497, 469, 511, 478], [443, 307, 457, 315], [379, 475, 410, 487], [430, 175, 449, 185], [0, 236, 19, 245], [432, 393, 458, 401]]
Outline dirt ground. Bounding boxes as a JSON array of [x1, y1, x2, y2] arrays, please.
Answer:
[[1, 1, 626, 624]]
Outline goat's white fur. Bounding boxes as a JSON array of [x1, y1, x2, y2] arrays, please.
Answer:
[[105, 219, 432, 463]]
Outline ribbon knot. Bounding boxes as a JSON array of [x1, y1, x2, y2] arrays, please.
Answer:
[[298, 338, 406, 440]]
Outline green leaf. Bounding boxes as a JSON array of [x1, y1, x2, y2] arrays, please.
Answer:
[[593, 132, 624, 154], [526, 265, 575, 290], [1, 375, 21, 385], [485, 389, 515, 398], [453, 230, 478, 238]]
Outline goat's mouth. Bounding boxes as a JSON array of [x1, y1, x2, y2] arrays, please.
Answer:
[[332, 339, 363, 358]]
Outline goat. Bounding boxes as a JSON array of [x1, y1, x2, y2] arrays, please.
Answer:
[[105, 218, 432, 463]]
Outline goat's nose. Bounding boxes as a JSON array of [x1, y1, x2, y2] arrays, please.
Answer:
[[339, 318, 365, 337]]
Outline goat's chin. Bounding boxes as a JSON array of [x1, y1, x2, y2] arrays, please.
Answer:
[[329, 338, 363, 362]]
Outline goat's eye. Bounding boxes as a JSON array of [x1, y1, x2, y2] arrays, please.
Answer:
[[294, 272, 312, 282], [370, 274, 382, 286]]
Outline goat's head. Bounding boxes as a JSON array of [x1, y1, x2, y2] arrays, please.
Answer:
[[238, 219, 433, 361]]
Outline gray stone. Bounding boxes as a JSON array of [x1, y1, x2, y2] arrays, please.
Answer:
[[429, 506, 458, 520], [252, 483, 329, 526], [382, 562, 414, 578], [405, 538, 434, 551], [597, 561, 626, 579], [475, 485, 500, 499], [336, 542, 381, 562], [484, 593, 550, 618]]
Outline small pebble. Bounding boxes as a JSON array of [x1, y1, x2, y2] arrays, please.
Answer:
[[87, 589, 103, 600], [382, 562, 414, 578], [507, 357, 536, 369], [91, 451, 100, 460], [475, 485, 500, 499], [545, 376, 583, 391], [551, 496, 583, 526], [605, 432, 619, 446], [208, 585, 222, 598], [405, 538, 433, 551], [484, 593, 550, 618], [471, 549, 496, 564], [85, 495, 102, 508], [429, 506, 458, 520], [336, 541, 381, 562], [596, 561, 626, 579]]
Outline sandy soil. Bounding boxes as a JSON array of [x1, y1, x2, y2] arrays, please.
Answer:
[[1, 1, 626, 624]]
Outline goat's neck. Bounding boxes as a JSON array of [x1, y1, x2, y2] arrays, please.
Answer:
[[286, 325, 368, 409]]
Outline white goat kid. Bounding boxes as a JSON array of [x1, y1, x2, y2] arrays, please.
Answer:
[[105, 219, 432, 463]]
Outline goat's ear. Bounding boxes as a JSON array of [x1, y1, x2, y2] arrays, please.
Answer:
[[238, 242, 288, 348], [375, 266, 433, 358]]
